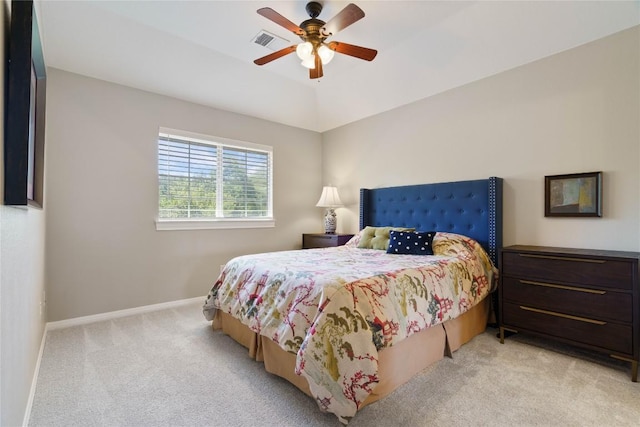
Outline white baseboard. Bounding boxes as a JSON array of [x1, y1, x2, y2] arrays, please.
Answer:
[[22, 323, 48, 427], [46, 296, 205, 331]]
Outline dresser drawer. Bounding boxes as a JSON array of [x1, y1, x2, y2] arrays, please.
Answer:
[[502, 277, 632, 323], [502, 252, 633, 290], [502, 302, 632, 355]]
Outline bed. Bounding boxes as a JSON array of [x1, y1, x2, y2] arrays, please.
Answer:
[[203, 177, 503, 423]]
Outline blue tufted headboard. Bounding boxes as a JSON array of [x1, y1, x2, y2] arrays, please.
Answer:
[[359, 177, 503, 265]]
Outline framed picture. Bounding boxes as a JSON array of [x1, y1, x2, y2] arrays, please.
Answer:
[[545, 172, 602, 217], [4, 0, 47, 208]]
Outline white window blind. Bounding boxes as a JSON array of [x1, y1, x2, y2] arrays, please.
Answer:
[[157, 129, 272, 227]]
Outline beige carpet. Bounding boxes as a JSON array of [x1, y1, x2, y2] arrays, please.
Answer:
[[29, 301, 640, 426]]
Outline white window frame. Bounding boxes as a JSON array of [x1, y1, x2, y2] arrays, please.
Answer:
[[155, 127, 274, 231]]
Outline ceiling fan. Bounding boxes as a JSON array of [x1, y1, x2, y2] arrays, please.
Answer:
[[253, 1, 378, 79]]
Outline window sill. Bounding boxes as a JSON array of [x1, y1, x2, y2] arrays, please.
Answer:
[[155, 218, 275, 231]]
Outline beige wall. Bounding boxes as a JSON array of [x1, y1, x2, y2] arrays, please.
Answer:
[[323, 27, 640, 252], [45, 69, 322, 321], [0, 1, 48, 425]]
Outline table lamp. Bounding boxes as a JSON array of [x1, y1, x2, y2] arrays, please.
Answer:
[[315, 186, 343, 234]]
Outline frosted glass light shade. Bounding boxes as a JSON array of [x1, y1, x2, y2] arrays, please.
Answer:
[[297, 42, 334, 69], [318, 44, 335, 65], [296, 42, 313, 60], [301, 57, 316, 69]]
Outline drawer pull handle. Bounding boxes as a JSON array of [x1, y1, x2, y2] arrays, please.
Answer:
[[519, 280, 606, 295], [519, 254, 605, 263], [519, 306, 607, 325], [610, 354, 634, 363]]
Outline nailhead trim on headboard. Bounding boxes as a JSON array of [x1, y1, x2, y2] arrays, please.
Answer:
[[488, 177, 503, 265]]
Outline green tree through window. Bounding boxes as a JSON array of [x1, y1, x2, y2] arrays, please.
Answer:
[[158, 130, 272, 220]]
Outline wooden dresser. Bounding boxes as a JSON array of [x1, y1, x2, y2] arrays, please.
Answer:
[[499, 245, 639, 381]]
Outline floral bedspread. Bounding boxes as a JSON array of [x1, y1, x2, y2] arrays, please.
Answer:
[[203, 232, 497, 423]]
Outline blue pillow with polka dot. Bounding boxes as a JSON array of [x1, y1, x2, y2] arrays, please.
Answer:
[[387, 230, 435, 255]]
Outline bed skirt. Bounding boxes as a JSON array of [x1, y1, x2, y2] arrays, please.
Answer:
[[212, 297, 490, 408]]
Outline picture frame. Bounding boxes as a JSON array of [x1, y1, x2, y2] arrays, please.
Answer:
[[4, 0, 47, 208], [544, 171, 602, 217]]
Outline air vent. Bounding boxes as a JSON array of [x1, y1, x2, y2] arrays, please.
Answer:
[[254, 32, 274, 47], [252, 30, 290, 51]]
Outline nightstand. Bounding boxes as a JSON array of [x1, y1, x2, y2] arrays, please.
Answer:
[[302, 233, 354, 249]]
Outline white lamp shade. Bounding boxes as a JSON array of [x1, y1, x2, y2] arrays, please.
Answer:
[[316, 186, 343, 208]]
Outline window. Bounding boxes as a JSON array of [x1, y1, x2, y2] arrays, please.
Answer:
[[156, 128, 273, 230]]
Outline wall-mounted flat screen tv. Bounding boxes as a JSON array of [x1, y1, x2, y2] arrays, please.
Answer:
[[4, 0, 46, 208]]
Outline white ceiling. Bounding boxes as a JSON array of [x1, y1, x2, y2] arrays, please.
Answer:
[[37, 0, 640, 132]]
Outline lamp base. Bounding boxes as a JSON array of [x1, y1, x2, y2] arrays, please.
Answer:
[[323, 208, 337, 234]]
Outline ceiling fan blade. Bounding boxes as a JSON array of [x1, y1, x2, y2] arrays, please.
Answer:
[[257, 8, 304, 35], [322, 3, 365, 36], [328, 41, 377, 61], [254, 45, 297, 66], [309, 53, 323, 79]]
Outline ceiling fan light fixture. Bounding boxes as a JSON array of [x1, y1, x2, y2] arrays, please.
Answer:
[[296, 41, 314, 60], [318, 44, 335, 65], [301, 56, 316, 69], [254, 3, 377, 79]]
